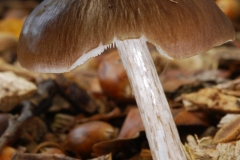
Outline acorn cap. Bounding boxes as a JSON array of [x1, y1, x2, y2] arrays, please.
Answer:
[[17, 0, 235, 73]]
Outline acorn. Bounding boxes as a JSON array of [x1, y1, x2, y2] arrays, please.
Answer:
[[98, 50, 134, 102], [216, 0, 240, 21], [0, 146, 16, 160], [64, 121, 116, 159]]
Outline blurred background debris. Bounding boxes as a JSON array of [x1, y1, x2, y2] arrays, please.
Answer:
[[0, 0, 240, 159]]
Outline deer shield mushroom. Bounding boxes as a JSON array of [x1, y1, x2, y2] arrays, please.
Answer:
[[17, 0, 235, 160]]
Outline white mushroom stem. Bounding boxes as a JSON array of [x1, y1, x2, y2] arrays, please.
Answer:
[[116, 37, 186, 160]]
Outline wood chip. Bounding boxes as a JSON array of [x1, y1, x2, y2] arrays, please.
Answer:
[[182, 88, 240, 113], [186, 135, 240, 160], [0, 71, 37, 112]]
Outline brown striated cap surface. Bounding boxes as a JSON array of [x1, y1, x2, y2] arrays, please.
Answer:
[[18, 0, 235, 73]]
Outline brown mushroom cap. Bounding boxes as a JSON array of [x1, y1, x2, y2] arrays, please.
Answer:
[[17, 0, 235, 73]]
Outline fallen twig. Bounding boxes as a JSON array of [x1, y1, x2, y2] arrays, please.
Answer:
[[0, 101, 33, 152]]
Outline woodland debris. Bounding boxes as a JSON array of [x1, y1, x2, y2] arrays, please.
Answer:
[[0, 146, 16, 160], [76, 107, 122, 124], [0, 32, 17, 63], [162, 69, 229, 94], [52, 113, 124, 137], [213, 116, 240, 143], [215, 78, 240, 90], [182, 88, 240, 113], [0, 1, 39, 11], [0, 1, 239, 159], [51, 113, 75, 133], [4, 7, 30, 20], [0, 101, 32, 152], [33, 141, 65, 155], [174, 110, 209, 127], [89, 153, 112, 160], [0, 18, 24, 38], [0, 58, 55, 82], [56, 107, 123, 135], [129, 149, 152, 160], [92, 132, 145, 159], [48, 95, 71, 112], [55, 75, 100, 114], [217, 114, 240, 128], [30, 79, 57, 116], [98, 50, 134, 102], [0, 32, 17, 52], [64, 121, 116, 159], [11, 153, 80, 160], [216, 0, 240, 21], [118, 107, 144, 139], [0, 80, 57, 153], [0, 58, 37, 82], [64, 68, 102, 95], [19, 117, 48, 152], [0, 71, 37, 112], [0, 114, 9, 136], [185, 135, 240, 160]]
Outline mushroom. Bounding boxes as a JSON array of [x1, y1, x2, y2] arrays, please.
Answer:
[[17, 0, 235, 160]]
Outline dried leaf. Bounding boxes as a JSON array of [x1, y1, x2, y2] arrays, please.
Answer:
[[174, 110, 209, 126], [93, 133, 143, 159], [77, 107, 121, 124], [118, 107, 144, 138], [214, 116, 240, 143], [217, 114, 240, 128]]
